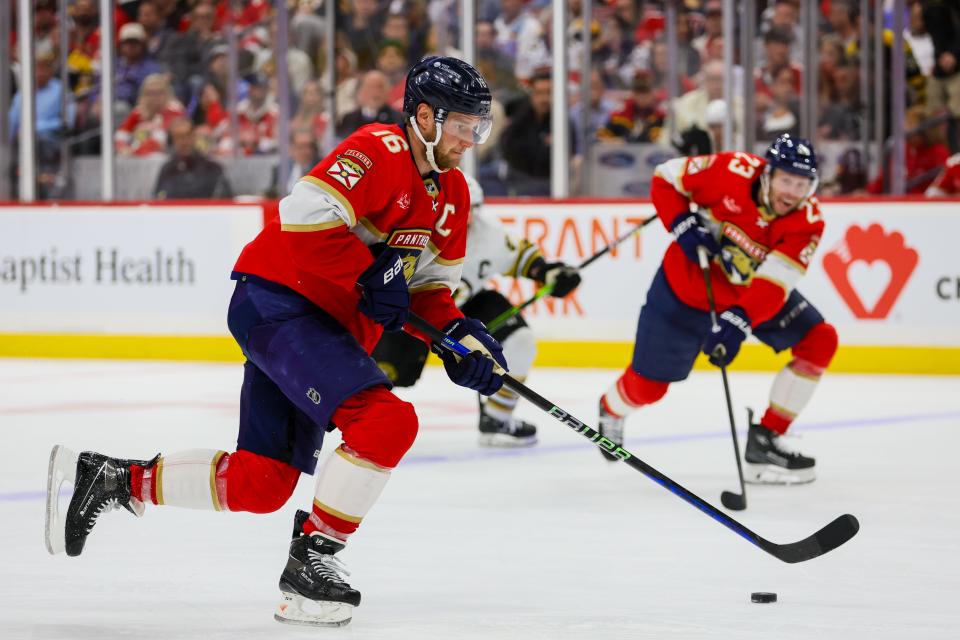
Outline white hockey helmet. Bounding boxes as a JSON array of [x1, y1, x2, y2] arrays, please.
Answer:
[[463, 172, 484, 208]]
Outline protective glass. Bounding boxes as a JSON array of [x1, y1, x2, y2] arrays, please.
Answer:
[[441, 114, 493, 145]]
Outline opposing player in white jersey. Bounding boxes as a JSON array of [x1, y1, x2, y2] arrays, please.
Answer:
[[372, 173, 581, 446]]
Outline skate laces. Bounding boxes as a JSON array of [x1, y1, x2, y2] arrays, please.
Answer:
[[771, 433, 805, 457], [306, 549, 351, 584], [598, 407, 624, 442], [86, 497, 122, 533]]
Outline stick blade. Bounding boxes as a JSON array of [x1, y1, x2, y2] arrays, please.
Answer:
[[761, 514, 860, 563], [720, 491, 746, 511]]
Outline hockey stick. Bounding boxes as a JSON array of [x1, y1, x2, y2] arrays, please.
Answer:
[[697, 246, 748, 512], [486, 215, 659, 332], [409, 312, 859, 563]]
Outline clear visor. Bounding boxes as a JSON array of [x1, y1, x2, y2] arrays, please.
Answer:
[[441, 114, 493, 145]]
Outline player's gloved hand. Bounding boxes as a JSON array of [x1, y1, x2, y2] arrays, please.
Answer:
[[356, 246, 410, 332], [541, 262, 582, 298], [703, 306, 752, 367], [436, 318, 508, 396], [528, 258, 582, 298], [671, 212, 720, 264]]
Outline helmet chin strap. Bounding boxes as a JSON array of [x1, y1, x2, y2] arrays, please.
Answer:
[[409, 115, 449, 174]]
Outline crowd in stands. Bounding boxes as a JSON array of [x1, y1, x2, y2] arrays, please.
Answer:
[[5, 0, 960, 199]]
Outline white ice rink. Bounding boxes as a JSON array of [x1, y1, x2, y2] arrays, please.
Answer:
[[2, 358, 959, 639]]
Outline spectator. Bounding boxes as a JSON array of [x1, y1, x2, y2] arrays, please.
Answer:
[[9, 53, 74, 146], [817, 34, 846, 107], [818, 61, 863, 141], [335, 47, 361, 123], [67, 0, 101, 100], [758, 66, 800, 140], [336, 70, 405, 138], [500, 71, 576, 196], [8, 53, 75, 195], [375, 40, 408, 111], [693, 0, 723, 60], [868, 106, 950, 194], [924, 0, 960, 152], [160, 2, 220, 104], [154, 118, 233, 199], [137, 1, 175, 62], [344, 0, 385, 71], [844, 10, 927, 139], [476, 20, 522, 103], [827, 0, 860, 50], [153, 0, 190, 32], [382, 12, 422, 66], [269, 128, 320, 197], [292, 80, 331, 146], [115, 74, 186, 156], [755, 26, 801, 104], [570, 68, 618, 151], [33, 0, 59, 58], [114, 23, 165, 108], [290, 0, 327, 63], [217, 73, 279, 156], [494, 0, 548, 83], [666, 59, 741, 144], [758, 0, 802, 65], [905, 0, 934, 78], [598, 72, 665, 144], [254, 16, 314, 96]]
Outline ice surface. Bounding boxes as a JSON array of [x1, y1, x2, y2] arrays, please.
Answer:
[[1, 359, 958, 639]]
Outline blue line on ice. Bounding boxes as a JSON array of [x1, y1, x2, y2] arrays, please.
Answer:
[[6, 409, 958, 503]]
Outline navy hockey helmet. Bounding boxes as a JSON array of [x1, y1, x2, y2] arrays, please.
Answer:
[[403, 56, 493, 124], [764, 134, 818, 180], [403, 56, 493, 173]]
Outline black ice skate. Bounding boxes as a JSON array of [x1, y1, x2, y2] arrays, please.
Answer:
[[597, 399, 625, 462], [478, 405, 537, 447], [45, 445, 159, 556], [275, 525, 360, 627], [744, 410, 815, 485]]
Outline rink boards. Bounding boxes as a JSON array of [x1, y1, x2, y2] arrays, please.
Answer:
[[1, 198, 958, 374]]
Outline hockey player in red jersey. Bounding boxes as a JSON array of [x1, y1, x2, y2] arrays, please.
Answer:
[[45, 57, 505, 627], [598, 135, 837, 485]]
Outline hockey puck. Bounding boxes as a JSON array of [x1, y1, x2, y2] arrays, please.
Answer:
[[751, 592, 777, 604]]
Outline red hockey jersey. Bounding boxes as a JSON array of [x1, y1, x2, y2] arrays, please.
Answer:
[[233, 123, 468, 352], [650, 151, 824, 325]]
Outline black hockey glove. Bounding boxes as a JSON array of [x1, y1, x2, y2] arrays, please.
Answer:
[[528, 259, 582, 298], [356, 246, 410, 332], [671, 212, 721, 264], [436, 318, 508, 396], [703, 306, 752, 367]]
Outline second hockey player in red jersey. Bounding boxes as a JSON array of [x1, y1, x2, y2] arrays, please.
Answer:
[[598, 134, 838, 485]]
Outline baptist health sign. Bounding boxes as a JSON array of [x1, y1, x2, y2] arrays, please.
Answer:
[[0, 205, 262, 336]]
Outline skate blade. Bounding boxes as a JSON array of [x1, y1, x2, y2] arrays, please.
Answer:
[[274, 591, 352, 627], [478, 433, 538, 448], [744, 462, 815, 485], [45, 445, 78, 555]]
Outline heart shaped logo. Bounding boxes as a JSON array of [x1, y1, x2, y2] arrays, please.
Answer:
[[822, 224, 918, 319]]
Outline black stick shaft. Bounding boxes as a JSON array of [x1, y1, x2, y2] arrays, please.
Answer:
[[408, 313, 858, 563], [697, 247, 748, 503]]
